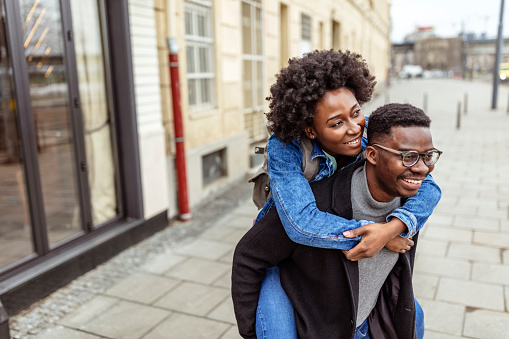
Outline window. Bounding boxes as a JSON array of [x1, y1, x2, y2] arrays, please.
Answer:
[[0, 0, 33, 267], [300, 13, 311, 55], [332, 20, 341, 50], [185, 0, 215, 111], [70, 1, 119, 227], [242, 0, 264, 141], [279, 3, 289, 68], [202, 148, 226, 186], [22, 0, 85, 246], [319, 21, 324, 49]]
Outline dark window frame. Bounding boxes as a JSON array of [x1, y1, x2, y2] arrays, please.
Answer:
[[4, 0, 49, 258], [60, 0, 95, 235]]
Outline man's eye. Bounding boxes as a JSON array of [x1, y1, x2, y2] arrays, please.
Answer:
[[404, 153, 418, 162]]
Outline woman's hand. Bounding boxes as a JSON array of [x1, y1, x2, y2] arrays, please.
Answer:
[[342, 218, 407, 261]]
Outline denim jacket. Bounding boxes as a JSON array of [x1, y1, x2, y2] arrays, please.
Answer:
[[256, 133, 442, 250]]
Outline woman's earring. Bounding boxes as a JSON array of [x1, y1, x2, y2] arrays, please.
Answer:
[[310, 135, 315, 139]]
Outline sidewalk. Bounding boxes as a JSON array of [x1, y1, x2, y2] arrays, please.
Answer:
[[10, 79, 509, 338], [9, 179, 256, 339]]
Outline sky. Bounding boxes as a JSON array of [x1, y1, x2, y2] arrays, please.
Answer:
[[390, 0, 509, 43]]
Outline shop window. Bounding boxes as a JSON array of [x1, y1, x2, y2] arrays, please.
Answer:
[[21, 0, 84, 245], [70, 1, 118, 226], [0, 0, 127, 273], [0, 0, 34, 267]]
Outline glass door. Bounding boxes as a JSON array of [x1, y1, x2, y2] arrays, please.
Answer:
[[0, 0, 34, 268], [70, 0, 119, 226], [20, 0, 84, 245]]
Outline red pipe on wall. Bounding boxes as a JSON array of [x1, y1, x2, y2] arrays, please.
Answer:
[[167, 38, 191, 220]]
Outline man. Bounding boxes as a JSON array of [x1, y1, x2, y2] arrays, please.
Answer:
[[232, 103, 442, 339]]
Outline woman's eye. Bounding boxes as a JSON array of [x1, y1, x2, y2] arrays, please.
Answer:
[[331, 120, 343, 127], [353, 109, 361, 117]]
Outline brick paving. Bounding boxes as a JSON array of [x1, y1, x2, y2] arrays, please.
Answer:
[[9, 78, 509, 338]]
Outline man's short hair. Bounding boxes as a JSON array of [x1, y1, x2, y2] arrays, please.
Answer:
[[367, 103, 431, 145]]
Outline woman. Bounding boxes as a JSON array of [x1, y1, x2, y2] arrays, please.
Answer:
[[254, 50, 439, 338]]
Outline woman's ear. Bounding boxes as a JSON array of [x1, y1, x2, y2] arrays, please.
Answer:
[[365, 146, 377, 165], [304, 126, 316, 139]]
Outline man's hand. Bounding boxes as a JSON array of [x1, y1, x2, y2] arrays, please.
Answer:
[[342, 218, 407, 261], [385, 236, 414, 254]]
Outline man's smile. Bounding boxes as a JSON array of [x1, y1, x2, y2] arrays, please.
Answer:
[[400, 176, 425, 189]]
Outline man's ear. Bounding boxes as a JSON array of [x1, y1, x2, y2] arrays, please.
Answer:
[[365, 146, 377, 165], [304, 126, 316, 139]]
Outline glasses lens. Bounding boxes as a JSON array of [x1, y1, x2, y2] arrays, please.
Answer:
[[424, 150, 440, 166], [402, 151, 419, 166]]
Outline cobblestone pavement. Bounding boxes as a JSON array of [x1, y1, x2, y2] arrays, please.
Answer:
[[9, 78, 509, 338]]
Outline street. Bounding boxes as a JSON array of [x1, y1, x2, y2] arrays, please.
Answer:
[[10, 78, 509, 339]]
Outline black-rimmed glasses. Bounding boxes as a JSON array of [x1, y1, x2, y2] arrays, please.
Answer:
[[372, 144, 442, 167]]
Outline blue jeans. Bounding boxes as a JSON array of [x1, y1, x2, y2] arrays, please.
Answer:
[[415, 298, 425, 339], [256, 268, 425, 339], [256, 267, 297, 339], [354, 304, 424, 339], [354, 319, 370, 339]]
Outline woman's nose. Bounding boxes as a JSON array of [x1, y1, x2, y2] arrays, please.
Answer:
[[346, 119, 361, 134]]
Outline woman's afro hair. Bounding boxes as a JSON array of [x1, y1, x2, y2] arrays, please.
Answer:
[[266, 49, 376, 143]]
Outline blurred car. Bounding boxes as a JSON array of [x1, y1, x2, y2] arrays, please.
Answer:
[[399, 65, 423, 79], [423, 69, 445, 78], [499, 63, 509, 81]]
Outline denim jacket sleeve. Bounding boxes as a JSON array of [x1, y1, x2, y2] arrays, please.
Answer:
[[388, 173, 441, 238], [267, 136, 367, 250]]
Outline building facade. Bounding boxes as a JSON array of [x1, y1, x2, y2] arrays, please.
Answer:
[[463, 36, 509, 76], [391, 41, 415, 76], [0, 0, 390, 334], [392, 33, 509, 79], [157, 0, 391, 218], [413, 37, 463, 74]]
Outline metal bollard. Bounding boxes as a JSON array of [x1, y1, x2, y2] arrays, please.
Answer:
[[456, 102, 461, 129], [423, 92, 428, 112], [464, 92, 468, 115]]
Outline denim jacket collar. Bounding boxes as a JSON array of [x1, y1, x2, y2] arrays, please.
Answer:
[[308, 137, 328, 162]]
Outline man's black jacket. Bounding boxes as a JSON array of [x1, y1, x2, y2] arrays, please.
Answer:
[[232, 161, 418, 339]]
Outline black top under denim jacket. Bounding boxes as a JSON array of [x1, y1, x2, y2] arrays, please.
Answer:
[[232, 160, 418, 339]]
